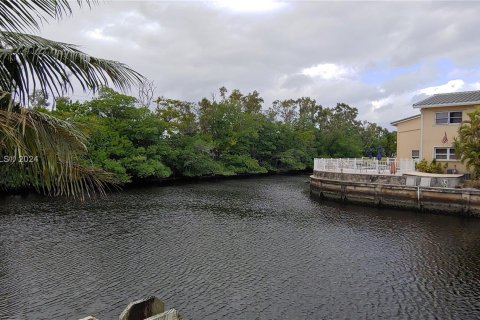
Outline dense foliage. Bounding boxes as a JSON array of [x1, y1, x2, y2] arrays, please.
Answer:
[[454, 109, 480, 178], [415, 159, 445, 174], [28, 87, 396, 185]]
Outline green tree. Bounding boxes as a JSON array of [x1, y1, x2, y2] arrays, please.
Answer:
[[52, 88, 171, 183], [320, 103, 363, 157], [9, 83, 398, 189], [29, 90, 50, 109], [0, 1, 143, 198], [270, 99, 297, 124], [156, 97, 198, 136], [296, 97, 323, 128], [360, 122, 397, 158], [453, 109, 480, 178]]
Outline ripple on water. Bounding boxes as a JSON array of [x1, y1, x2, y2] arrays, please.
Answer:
[[1, 175, 480, 319]]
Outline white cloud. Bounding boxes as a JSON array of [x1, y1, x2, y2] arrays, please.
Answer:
[[210, 0, 287, 13], [365, 79, 480, 128], [301, 63, 356, 80], [418, 79, 465, 95], [363, 91, 415, 127], [85, 28, 117, 42], [143, 22, 161, 32], [371, 96, 392, 111], [37, 1, 480, 129]]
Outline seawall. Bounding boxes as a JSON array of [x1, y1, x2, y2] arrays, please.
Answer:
[[310, 171, 480, 218]]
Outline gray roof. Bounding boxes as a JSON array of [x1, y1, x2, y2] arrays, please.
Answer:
[[390, 114, 421, 126], [413, 90, 480, 107]]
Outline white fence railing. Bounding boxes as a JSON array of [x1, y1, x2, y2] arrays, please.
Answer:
[[313, 158, 418, 175]]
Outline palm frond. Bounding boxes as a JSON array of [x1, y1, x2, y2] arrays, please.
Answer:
[[0, 32, 144, 105], [454, 109, 480, 177], [0, 0, 140, 199], [0, 0, 96, 33], [0, 103, 116, 199]]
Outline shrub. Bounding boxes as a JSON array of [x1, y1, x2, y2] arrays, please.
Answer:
[[415, 159, 444, 174]]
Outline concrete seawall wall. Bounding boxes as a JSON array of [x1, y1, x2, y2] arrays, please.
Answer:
[[310, 173, 480, 218]]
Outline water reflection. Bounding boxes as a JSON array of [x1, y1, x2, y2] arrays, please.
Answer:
[[1, 175, 479, 319]]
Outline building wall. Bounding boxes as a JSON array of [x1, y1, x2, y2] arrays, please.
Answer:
[[395, 117, 421, 159], [420, 104, 478, 173]]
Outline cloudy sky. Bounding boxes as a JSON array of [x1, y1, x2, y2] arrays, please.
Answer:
[[39, 0, 480, 128]]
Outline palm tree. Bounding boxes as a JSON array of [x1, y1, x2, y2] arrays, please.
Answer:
[[454, 109, 480, 178], [0, 0, 144, 199]]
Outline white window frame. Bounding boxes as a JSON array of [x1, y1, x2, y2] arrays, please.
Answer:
[[433, 147, 457, 161], [411, 150, 420, 159], [435, 111, 462, 125]]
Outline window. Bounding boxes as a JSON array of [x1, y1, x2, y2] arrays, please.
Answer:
[[450, 112, 462, 123], [434, 147, 457, 160], [435, 111, 462, 124], [411, 150, 420, 159]]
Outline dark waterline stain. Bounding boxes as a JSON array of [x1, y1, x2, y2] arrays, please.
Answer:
[[0, 175, 479, 319]]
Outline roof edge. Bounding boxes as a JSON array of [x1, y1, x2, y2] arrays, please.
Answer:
[[391, 114, 421, 126], [413, 100, 480, 108]]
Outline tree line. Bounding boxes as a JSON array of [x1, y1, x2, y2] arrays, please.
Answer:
[[9, 87, 396, 186]]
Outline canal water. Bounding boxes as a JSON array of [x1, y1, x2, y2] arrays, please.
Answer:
[[1, 175, 479, 319]]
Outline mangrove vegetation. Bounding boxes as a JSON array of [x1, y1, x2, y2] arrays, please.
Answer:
[[17, 87, 397, 187]]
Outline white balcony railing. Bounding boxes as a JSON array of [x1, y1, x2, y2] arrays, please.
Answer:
[[313, 158, 418, 175]]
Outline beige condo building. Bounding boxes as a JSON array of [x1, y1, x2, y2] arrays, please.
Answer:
[[391, 90, 480, 174]]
